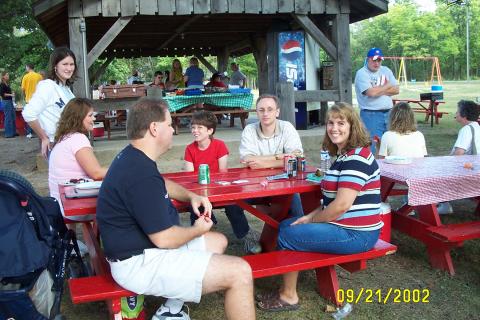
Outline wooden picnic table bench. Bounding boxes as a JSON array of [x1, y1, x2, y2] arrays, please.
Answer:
[[393, 98, 447, 126], [68, 239, 396, 312]]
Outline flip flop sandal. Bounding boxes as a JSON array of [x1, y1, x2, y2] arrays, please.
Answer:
[[257, 295, 300, 312], [255, 291, 278, 302]]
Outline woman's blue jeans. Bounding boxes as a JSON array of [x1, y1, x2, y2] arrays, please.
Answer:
[[3, 100, 16, 138], [277, 217, 380, 254]]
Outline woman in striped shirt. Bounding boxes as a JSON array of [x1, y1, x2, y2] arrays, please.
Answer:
[[258, 102, 383, 312]]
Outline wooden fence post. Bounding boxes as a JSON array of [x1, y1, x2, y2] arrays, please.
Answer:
[[276, 82, 296, 126]]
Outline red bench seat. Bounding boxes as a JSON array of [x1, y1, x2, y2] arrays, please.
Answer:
[[428, 221, 480, 242], [243, 239, 397, 305]]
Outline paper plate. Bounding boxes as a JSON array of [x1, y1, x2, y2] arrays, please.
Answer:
[[75, 181, 102, 190], [384, 156, 412, 165]]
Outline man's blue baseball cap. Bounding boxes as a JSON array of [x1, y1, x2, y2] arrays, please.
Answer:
[[366, 47, 384, 61]]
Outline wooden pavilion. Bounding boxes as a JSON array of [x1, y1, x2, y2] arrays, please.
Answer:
[[32, 0, 388, 125]]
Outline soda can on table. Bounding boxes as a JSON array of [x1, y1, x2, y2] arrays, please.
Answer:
[[297, 156, 306, 172], [198, 164, 210, 184], [284, 155, 293, 172], [287, 158, 297, 178]]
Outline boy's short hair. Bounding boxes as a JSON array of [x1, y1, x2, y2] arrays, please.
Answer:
[[127, 98, 169, 139], [191, 110, 217, 135]]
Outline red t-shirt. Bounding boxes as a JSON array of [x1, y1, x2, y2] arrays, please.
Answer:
[[184, 138, 229, 172]]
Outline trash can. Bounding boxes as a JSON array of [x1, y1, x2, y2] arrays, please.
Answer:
[[379, 202, 392, 242]]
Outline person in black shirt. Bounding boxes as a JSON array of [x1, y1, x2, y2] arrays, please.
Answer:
[[0, 71, 17, 138], [97, 98, 255, 320]]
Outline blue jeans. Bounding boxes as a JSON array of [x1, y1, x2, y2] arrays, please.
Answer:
[[360, 109, 390, 155], [3, 100, 16, 137], [190, 193, 304, 239], [277, 217, 380, 254]]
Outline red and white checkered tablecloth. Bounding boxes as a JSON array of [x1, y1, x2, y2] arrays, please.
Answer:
[[379, 155, 480, 206]]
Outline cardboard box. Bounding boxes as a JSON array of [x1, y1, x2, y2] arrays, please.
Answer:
[[102, 84, 146, 99]]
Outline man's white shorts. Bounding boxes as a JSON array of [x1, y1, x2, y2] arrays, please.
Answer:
[[109, 236, 212, 303]]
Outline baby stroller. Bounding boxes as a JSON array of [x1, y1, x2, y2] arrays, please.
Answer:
[[0, 170, 88, 320]]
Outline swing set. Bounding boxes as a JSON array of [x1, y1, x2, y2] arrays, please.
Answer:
[[383, 56, 443, 87]]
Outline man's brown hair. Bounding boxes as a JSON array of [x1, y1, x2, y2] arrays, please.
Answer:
[[127, 98, 169, 139]]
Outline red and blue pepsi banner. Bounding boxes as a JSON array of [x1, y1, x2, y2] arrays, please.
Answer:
[[278, 31, 306, 91]]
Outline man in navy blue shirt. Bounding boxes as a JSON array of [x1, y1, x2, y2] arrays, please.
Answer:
[[97, 98, 255, 320]]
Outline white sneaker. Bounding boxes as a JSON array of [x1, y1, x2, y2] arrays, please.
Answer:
[[152, 304, 190, 320], [26, 133, 32, 138], [437, 202, 453, 215]]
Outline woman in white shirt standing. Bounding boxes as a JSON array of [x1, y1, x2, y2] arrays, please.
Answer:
[[378, 102, 427, 158], [22, 47, 77, 158]]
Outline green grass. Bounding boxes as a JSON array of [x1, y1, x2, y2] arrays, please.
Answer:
[[60, 81, 480, 320]]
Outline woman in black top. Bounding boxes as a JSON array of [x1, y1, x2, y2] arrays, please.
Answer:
[[0, 71, 17, 138]]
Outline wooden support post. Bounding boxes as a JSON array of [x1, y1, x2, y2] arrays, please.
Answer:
[[250, 34, 268, 95], [332, 11, 352, 104], [69, 17, 89, 97], [217, 47, 229, 74], [276, 82, 296, 126]]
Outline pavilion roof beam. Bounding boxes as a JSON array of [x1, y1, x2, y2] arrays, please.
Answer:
[[33, 0, 65, 16], [226, 39, 251, 56], [292, 14, 337, 60], [156, 15, 203, 51], [86, 16, 132, 68], [197, 56, 217, 74]]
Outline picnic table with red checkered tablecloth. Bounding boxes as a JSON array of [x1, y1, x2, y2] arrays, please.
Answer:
[[379, 155, 480, 275]]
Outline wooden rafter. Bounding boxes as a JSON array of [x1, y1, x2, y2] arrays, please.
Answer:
[[292, 14, 337, 59], [87, 16, 132, 68], [156, 15, 203, 51]]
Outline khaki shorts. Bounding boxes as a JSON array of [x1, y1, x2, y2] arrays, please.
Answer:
[[109, 236, 212, 303]]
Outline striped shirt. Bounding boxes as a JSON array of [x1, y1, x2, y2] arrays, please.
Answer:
[[321, 147, 383, 231]]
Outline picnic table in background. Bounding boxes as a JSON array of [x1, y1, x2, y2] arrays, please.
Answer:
[[392, 98, 447, 127], [164, 92, 254, 134], [379, 155, 480, 275]]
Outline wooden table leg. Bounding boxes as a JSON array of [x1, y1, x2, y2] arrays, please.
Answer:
[[392, 204, 457, 275], [315, 265, 341, 306]]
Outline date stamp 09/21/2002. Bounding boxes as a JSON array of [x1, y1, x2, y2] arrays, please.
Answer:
[[337, 288, 430, 304]]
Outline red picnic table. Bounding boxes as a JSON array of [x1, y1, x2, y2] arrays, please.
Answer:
[[392, 98, 447, 127], [379, 155, 480, 275], [61, 166, 396, 316], [60, 167, 322, 259]]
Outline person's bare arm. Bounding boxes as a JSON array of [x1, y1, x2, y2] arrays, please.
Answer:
[[218, 155, 228, 171], [148, 217, 212, 249], [291, 188, 359, 225], [75, 147, 108, 180], [27, 120, 51, 158], [165, 178, 212, 217], [184, 161, 194, 172], [243, 154, 282, 169]]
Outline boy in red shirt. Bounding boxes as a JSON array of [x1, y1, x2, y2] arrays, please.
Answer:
[[184, 111, 262, 254]]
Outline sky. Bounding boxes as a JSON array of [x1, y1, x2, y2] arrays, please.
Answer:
[[416, 0, 437, 12]]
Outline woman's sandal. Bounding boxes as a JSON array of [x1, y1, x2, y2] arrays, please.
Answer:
[[257, 292, 300, 312]]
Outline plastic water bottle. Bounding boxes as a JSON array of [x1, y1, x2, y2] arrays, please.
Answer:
[[320, 150, 331, 173], [331, 303, 352, 319]]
